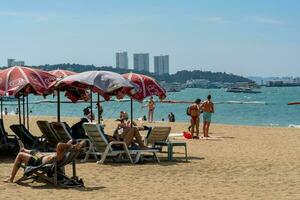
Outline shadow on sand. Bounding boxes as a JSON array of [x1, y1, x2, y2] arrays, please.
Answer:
[[17, 182, 106, 191]]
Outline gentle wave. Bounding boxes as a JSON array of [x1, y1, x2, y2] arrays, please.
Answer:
[[216, 101, 267, 105], [288, 124, 300, 128]]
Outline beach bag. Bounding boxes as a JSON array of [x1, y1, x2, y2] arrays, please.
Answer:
[[186, 106, 191, 116], [183, 131, 192, 139]]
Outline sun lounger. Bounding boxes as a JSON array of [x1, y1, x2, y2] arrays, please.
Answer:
[[50, 122, 92, 157], [145, 126, 188, 161], [144, 126, 171, 146], [10, 124, 46, 150], [50, 122, 73, 143], [17, 149, 84, 187], [37, 120, 60, 147], [0, 119, 19, 153], [83, 123, 160, 164]]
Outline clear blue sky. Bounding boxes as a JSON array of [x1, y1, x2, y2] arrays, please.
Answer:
[[0, 0, 299, 77]]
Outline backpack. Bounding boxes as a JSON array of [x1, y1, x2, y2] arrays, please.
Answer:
[[186, 106, 191, 116]]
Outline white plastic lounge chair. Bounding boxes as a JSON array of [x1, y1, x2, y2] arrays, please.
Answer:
[[83, 123, 160, 164], [144, 126, 171, 146]]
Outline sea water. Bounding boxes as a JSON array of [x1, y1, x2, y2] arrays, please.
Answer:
[[2, 87, 300, 127]]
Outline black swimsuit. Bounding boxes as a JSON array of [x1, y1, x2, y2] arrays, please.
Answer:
[[27, 150, 43, 166]]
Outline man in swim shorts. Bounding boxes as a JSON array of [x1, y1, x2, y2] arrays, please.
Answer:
[[201, 95, 214, 137], [4, 140, 86, 183], [188, 99, 201, 139]]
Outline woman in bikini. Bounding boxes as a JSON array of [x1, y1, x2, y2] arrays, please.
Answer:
[[189, 99, 201, 139], [5, 140, 86, 183], [109, 115, 149, 149]]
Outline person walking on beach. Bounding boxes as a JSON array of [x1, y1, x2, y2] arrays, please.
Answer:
[[188, 99, 201, 139], [148, 97, 155, 123], [201, 95, 214, 137]]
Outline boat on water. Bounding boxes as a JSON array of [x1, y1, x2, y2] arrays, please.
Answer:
[[225, 87, 261, 93], [160, 82, 183, 92], [1, 96, 18, 101]]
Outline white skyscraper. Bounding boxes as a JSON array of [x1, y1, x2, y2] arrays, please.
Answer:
[[133, 53, 149, 72], [116, 52, 128, 69], [7, 58, 25, 67], [154, 55, 169, 75]]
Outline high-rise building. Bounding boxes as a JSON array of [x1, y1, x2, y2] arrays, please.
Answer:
[[133, 53, 149, 72], [13, 61, 25, 66], [7, 58, 25, 67], [116, 52, 128, 69], [7, 59, 15, 67], [154, 55, 169, 75]]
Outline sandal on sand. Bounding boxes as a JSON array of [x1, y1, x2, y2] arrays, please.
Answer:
[[193, 136, 199, 139]]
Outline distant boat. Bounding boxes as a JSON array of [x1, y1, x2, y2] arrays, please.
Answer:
[[161, 82, 183, 92], [1, 96, 18, 101], [225, 87, 261, 93]]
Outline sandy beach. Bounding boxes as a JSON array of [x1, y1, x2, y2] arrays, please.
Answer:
[[0, 115, 299, 200]]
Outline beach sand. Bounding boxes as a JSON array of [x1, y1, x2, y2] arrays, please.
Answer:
[[0, 115, 299, 200]]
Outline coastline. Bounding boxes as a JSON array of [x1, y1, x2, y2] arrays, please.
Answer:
[[3, 115, 300, 132]]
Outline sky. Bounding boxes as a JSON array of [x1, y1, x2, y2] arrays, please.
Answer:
[[0, 0, 299, 77]]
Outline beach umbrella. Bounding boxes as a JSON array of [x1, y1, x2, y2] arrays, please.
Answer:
[[123, 72, 166, 101], [0, 66, 57, 127], [56, 70, 137, 122], [49, 69, 77, 78], [123, 72, 167, 125], [0, 66, 56, 97]]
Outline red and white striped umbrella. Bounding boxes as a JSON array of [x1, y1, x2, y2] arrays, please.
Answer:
[[49, 69, 77, 78], [123, 72, 166, 101], [56, 70, 137, 101], [0, 66, 57, 97]]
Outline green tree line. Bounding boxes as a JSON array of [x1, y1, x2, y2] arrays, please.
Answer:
[[32, 63, 252, 83]]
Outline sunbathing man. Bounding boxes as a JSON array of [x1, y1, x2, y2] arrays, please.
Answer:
[[4, 140, 86, 183]]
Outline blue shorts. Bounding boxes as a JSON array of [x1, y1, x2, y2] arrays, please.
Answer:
[[203, 112, 212, 122]]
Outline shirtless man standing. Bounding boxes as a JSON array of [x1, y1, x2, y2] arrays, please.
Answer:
[[201, 95, 214, 137], [189, 99, 201, 139]]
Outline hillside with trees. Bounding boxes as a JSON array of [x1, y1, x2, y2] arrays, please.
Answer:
[[30, 63, 252, 83]]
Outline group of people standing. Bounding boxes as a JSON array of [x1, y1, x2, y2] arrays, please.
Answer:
[[188, 95, 214, 139]]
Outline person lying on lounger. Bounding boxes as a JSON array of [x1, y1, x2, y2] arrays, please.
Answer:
[[4, 140, 86, 183], [108, 126, 148, 150], [115, 114, 149, 132]]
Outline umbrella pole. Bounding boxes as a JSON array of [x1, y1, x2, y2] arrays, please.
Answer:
[[22, 95, 25, 126], [97, 94, 100, 124], [130, 98, 133, 127], [18, 96, 21, 125], [0, 97, 3, 119], [26, 95, 29, 130], [57, 89, 60, 122], [90, 88, 93, 123]]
